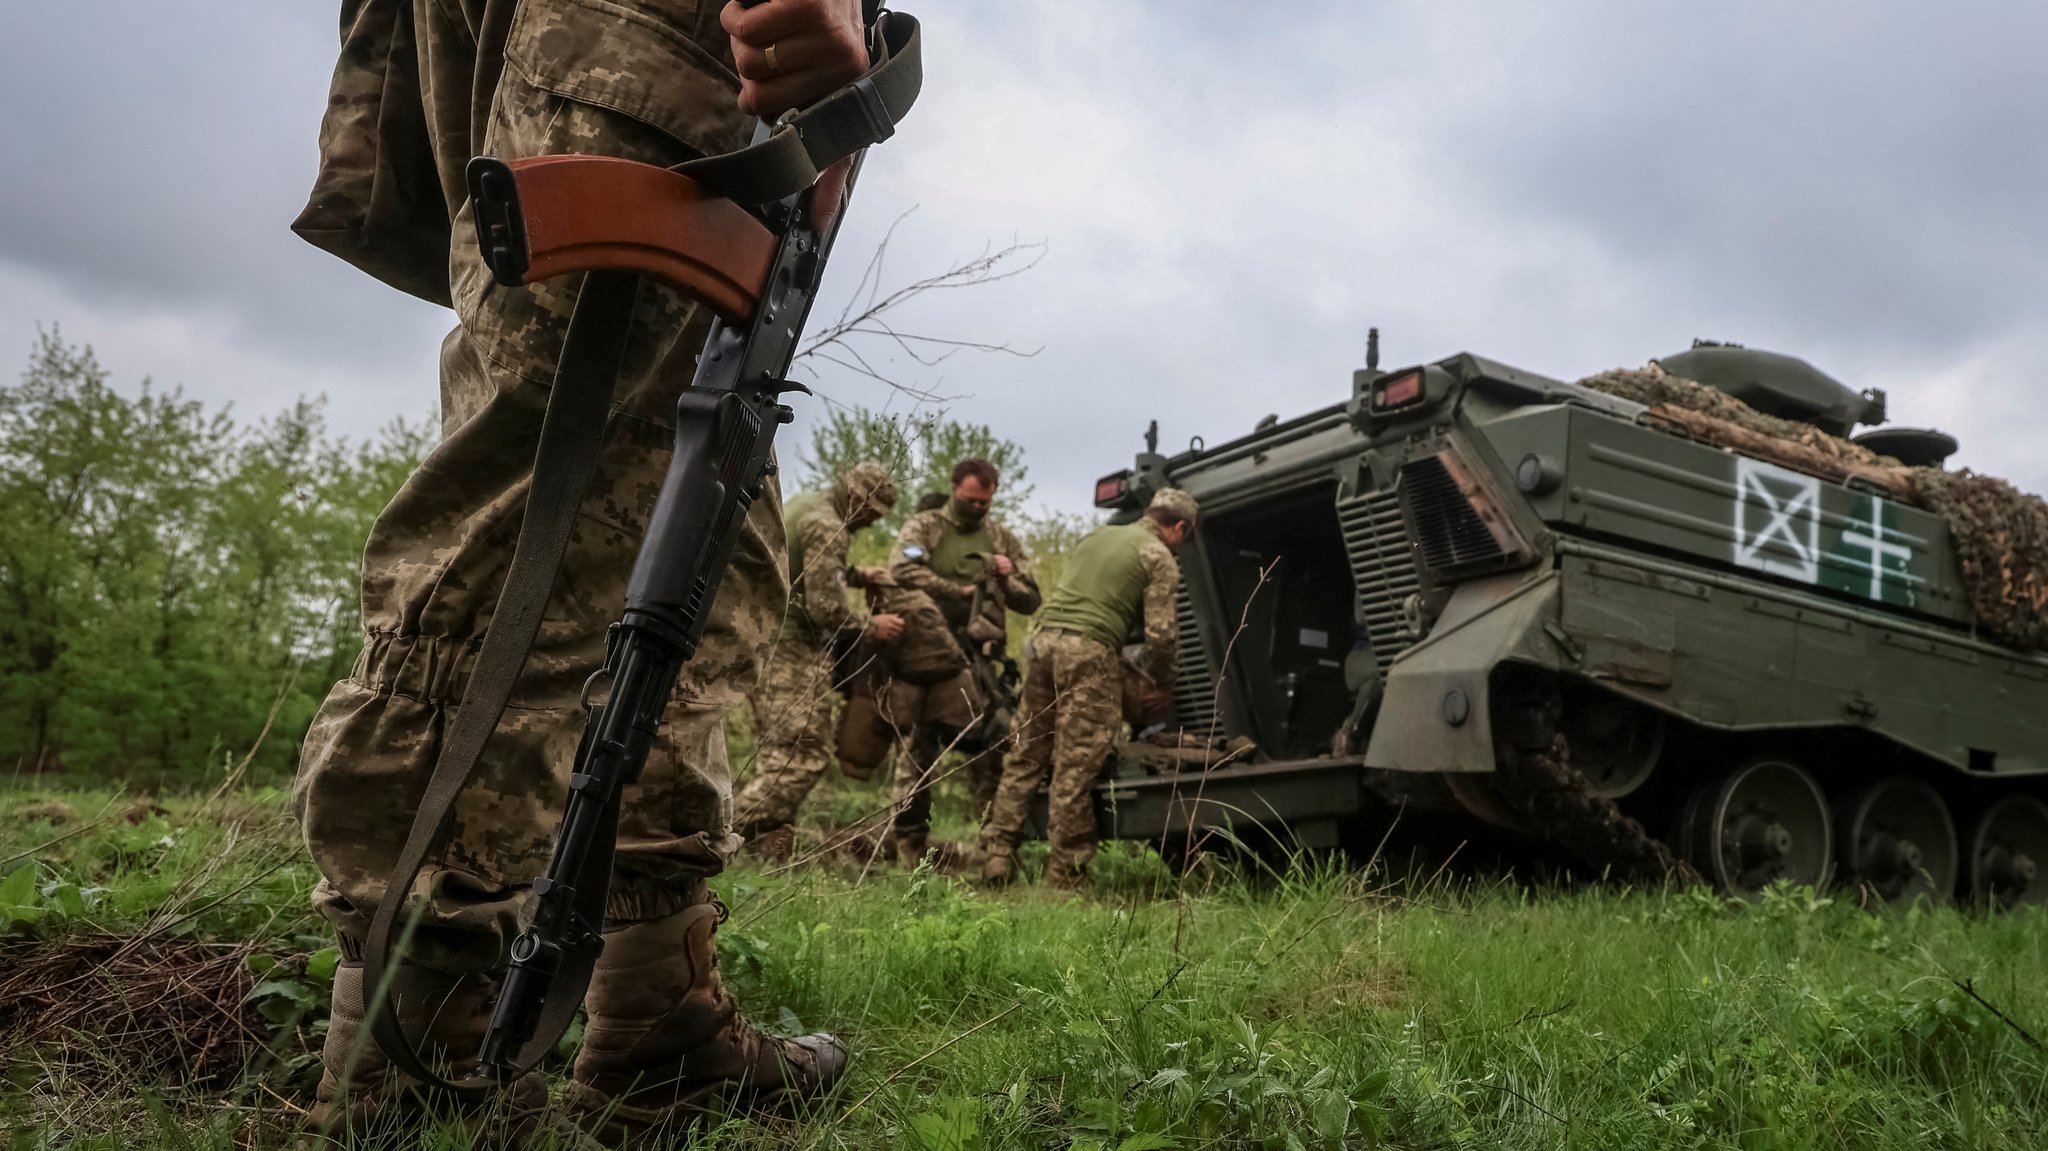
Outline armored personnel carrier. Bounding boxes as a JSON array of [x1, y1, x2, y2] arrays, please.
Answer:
[[1091, 336, 2048, 907]]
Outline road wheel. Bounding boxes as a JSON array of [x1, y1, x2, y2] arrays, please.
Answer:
[[1684, 757, 1832, 896], [1966, 794, 2048, 909], [1560, 688, 1664, 798], [1835, 776, 1957, 907]]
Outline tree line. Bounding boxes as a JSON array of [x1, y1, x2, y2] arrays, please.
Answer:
[[0, 334, 1088, 787], [0, 332, 425, 785]]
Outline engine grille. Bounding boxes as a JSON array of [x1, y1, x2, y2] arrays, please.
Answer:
[[1400, 454, 1510, 577], [1338, 489, 1423, 673], [1167, 580, 1221, 736]]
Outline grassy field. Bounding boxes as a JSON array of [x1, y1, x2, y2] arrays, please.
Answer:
[[3, 781, 2047, 1150]]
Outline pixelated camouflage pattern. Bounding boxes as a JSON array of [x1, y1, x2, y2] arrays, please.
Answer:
[[888, 507, 1041, 630], [295, 0, 750, 306], [881, 505, 1039, 834], [738, 466, 897, 828], [1146, 486, 1200, 525], [1034, 517, 1181, 682], [291, 1, 449, 304], [293, 0, 783, 968], [731, 641, 841, 831], [867, 585, 968, 684], [777, 483, 875, 647], [978, 632, 1123, 886]]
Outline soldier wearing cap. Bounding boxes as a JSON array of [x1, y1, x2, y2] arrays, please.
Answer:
[[734, 461, 902, 847], [979, 487, 1198, 889]]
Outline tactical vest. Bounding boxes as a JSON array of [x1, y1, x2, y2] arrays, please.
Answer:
[[926, 510, 994, 627], [1033, 521, 1160, 651]]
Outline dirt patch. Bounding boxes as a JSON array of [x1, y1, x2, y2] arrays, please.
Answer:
[[0, 934, 298, 1090]]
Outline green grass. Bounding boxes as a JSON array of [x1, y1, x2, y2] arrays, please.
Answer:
[[4, 783, 2047, 1149]]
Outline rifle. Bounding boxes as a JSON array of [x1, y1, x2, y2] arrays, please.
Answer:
[[359, 6, 922, 1093]]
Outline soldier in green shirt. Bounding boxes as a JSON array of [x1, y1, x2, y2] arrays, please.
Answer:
[[979, 488, 1199, 889], [734, 462, 902, 852], [884, 458, 1041, 865]]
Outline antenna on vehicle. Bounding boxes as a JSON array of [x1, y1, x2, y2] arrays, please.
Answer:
[[1366, 327, 1380, 372], [1145, 419, 1159, 454]]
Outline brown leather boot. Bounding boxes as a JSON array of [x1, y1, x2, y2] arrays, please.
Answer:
[[566, 893, 847, 1141], [978, 847, 1017, 887], [740, 822, 798, 864], [301, 955, 564, 1148]]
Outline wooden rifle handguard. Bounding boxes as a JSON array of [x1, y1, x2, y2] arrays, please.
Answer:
[[468, 155, 777, 322]]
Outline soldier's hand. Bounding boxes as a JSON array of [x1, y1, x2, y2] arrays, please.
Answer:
[[723, 0, 868, 118], [868, 612, 906, 641], [990, 554, 1015, 578]]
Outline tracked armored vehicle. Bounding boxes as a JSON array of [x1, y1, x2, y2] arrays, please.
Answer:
[[1091, 336, 2048, 907]]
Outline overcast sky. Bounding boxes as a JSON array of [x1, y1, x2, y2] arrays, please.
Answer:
[[3, 1, 2045, 513]]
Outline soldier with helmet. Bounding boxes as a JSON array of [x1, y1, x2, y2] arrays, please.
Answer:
[[979, 488, 1199, 889], [734, 461, 903, 850], [882, 458, 1042, 865]]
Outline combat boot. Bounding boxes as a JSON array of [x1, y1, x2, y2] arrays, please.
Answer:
[[566, 891, 847, 1141], [739, 822, 798, 864], [302, 950, 564, 1147], [1043, 859, 1089, 892], [978, 846, 1017, 887], [893, 825, 930, 869]]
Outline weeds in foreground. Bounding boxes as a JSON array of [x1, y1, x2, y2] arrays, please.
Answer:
[[4, 786, 2048, 1149]]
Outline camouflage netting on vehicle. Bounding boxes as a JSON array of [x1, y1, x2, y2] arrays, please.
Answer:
[[1578, 363, 2048, 651], [1578, 363, 1883, 466], [1909, 468, 2048, 649]]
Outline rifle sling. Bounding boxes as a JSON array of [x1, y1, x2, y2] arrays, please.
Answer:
[[676, 11, 920, 206], [358, 6, 922, 1093], [363, 270, 639, 1094]]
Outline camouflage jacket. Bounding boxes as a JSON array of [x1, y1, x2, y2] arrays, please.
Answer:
[[888, 508, 1041, 647], [294, 0, 749, 304], [779, 489, 868, 649], [1034, 518, 1179, 683]]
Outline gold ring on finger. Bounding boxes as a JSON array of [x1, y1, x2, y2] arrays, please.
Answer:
[[764, 41, 781, 73]]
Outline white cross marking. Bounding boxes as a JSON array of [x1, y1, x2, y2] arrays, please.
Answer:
[[1839, 496, 1911, 600]]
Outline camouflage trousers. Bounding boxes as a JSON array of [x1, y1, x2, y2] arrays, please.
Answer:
[[978, 632, 1121, 885], [732, 640, 841, 832], [883, 667, 1002, 836], [290, 24, 783, 974]]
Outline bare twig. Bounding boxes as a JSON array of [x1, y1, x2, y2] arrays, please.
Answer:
[[0, 812, 115, 870], [836, 1001, 1024, 1120], [792, 208, 1046, 400], [210, 660, 304, 802], [1954, 977, 2045, 1050]]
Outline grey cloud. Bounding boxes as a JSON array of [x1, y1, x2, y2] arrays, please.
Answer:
[[0, 2, 449, 376], [2, 0, 2043, 505], [1428, 3, 2048, 347]]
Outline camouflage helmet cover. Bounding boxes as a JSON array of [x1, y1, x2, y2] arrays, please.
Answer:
[[1148, 486, 1199, 524], [837, 459, 899, 513]]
